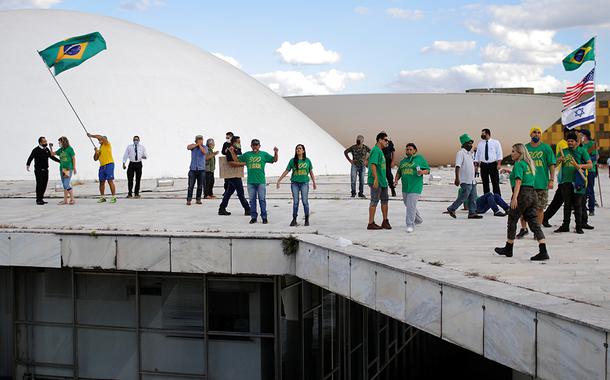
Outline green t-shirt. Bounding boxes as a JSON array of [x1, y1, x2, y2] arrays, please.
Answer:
[[525, 142, 556, 190], [557, 147, 590, 185], [286, 158, 312, 183], [398, 154, 430, 194], [367, 145, 387, 187], [582, 141, 597, 172], [55, 146, 75, 171], [239, 151, 274, 184], [510, 160, 535, 188]]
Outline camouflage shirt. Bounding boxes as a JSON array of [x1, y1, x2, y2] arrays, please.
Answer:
[[345, 144, 371, 167]]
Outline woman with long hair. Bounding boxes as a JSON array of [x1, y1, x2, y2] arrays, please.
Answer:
[[495, 143, 548, 260], [55, 136, 76, 205], [276, 144, 317, 226]]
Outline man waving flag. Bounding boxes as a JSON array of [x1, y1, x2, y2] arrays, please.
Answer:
[[562, 37, 595, 71], [38, 32, 106, 75]]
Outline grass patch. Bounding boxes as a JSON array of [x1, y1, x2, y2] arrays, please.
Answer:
[[282, 235, 299, 256]]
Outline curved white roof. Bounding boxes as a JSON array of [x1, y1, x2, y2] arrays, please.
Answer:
[[0, 10, 347, 180]]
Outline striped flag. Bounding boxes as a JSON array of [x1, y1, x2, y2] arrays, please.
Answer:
[[562, 68, 595, 108], [562, 96, 596, 129]]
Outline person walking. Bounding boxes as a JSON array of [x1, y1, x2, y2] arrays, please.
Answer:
[[445, 134, 483, 219], [554, 131, 593, 234], [122, 135, 147, 198], [55, 136, 76, 205], [367, 132, 392, 230], [495, 143, 548, 261], [218, 136, 251, 216], [516, 127, 556, 238], [542, 127, 569, 227], [383, 137, 396, 197], [344, 135, 370, 198], [229, 139, 278, 224], [276, 144, 317, 227], [581, 129, 598, 216], [221, 131, 234, 192], [394, 143, 429, 232], [87, 133, 117, 204], [26, 137, 60, 205], [186, 135, 207, 205], [204, 138, 219, 199], [475, 128, 503, 195]]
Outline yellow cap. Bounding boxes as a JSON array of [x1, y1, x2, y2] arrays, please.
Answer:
[[530, 126, 542, 134]]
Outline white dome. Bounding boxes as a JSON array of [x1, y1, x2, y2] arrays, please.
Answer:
[[0, 9, 348, 180]]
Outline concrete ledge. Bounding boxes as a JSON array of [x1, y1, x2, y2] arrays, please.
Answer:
[[61, 235, 116, 269], [0, 232, 61, 268]]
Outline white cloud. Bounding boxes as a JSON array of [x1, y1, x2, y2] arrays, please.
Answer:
[[421, 40, 477, 54], [276, 41, 340, 65], [596, 84, 609, 92], [391, 63, 565, 93], [386, 8, 424, 20], [212, 52, 242, 69], [0, 0, 60, 9], [120, 0, 163, 11], [253, 69, 365, 96], [354, 6, 368, 15]]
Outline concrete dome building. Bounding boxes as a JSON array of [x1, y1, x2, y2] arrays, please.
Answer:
[[0, 10, 348, 180]]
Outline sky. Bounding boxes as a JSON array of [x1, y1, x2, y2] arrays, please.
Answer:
[[2, 0, 609, 96]]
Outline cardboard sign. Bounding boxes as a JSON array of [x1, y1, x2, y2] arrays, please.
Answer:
[[219, 156, 244, 178]]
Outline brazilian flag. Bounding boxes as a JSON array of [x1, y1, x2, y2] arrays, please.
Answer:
[[562, 37, 595, 71], [39, 32, 107, 75]]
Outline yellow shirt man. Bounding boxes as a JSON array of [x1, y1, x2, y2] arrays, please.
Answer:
[[98, 140, 114, 166]]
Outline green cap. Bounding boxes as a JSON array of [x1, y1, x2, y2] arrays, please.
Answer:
[[459, 134, 473, 145]]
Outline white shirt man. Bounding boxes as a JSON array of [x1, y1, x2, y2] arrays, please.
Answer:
[[455, 148, 476, 185], [122, 136, 147, 198], [474, 129, 503, 195]]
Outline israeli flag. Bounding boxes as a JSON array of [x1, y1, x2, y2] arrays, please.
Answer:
[[562, 96, 596, 129]]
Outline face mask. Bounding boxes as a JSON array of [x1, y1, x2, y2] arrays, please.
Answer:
[[480, 134, 486, 139], [531, 137, 540, 143], [134, 140, 139, 145], [226, 137, 231, 142], [464, 144, 473, 152]]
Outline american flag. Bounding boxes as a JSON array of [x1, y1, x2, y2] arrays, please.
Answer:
[[562, 68, 595, 108]]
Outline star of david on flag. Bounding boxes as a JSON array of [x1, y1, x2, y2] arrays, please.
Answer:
[[561, 96, 596, 129]]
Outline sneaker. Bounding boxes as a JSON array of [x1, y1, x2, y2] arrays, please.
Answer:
[[36, 201, 46, 205], [542, 220, 552, 228], [381, 219, 392, 230], [582, 224, 594, 230], [554, 225, 569, 233], [516, 228, 528, 239], [97, 197, 106, 203], [467, 214, 483, 219], [444, 210, 456, 219], [262, 218, 268, 224], [126, 194, 133, 198], [109, 197, 117, 204], [186, 200, 192, 206], [134, 194, 141, 199], [493, 211, 506, 217], [218, 209, 231, 216], [367, 222, 382, 230], [249, 218, 257, 224], [406, 227, 414, 233]]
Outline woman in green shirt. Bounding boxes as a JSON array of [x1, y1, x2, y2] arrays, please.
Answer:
[[496, 143, 548, 261], [55, 136, 76, 205], [276, 144, 317, 227], [393, 143, 429, 233]]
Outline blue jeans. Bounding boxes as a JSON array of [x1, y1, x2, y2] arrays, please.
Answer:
[[61, 170, 73, 191], [247, 183, 267, 219], [586, 170, 596, 212], [291, 182, 310, 218], [448, 183, 477, 215], [476, 192, 509, 214], [350, 165, 365, 196], [187, 170, 205, 201]]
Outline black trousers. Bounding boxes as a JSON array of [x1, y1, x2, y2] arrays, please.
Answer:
[[127, 162, 143, 196], [559, 183, 584, 228], [543, 188, 563, 222], [34, 169, 49, 202], [204, 171, 215, 197], [385, 159, 395, 190], [480, 162, 501, 195]]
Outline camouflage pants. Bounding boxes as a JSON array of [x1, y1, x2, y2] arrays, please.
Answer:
[[507, 187, 545, 241]]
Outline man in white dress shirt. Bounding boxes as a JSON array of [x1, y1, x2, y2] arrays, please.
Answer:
[[474, 128, 503, 196], [445, 134, 483, 219], [122, 135, 147, 198]]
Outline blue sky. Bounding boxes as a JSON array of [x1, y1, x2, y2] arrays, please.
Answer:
[[3, 0, 609, 95]]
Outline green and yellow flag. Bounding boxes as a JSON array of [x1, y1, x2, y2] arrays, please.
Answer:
[[562, 37, 595, 71], [39, 32, 106, 75]]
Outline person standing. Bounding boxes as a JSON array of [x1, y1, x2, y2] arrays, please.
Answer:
[[367, 132, 391, 230], [204, 138, 219, 199], [383, 137, 396, 197], [344, 135, 370, 198], [230, 139, 278, 224], [446, 134, 483, 219], [554, 131, 593, 234], [88, 133, 117, 204], [276, 144, 317, 227], [26, 136, 60, 205], [474, 128, 503, 195], [542, 127, 570, 227], [394, 143, 429, 232], [581, 129, 598, 216], [122, 135, 147, 199], [218, 136, 251, 216], [516, 127, 556, 238], [55, 136, 76, 205], [495, 143, 548, 261], [221, 131, 234, 192], [186, 135, 207, 205]]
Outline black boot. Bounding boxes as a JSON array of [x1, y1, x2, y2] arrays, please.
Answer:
[[304, 215, 310, 226], [516, 228, 529, 239], [542, 219, 552, 228], [494, 242, 513, 257], [530, 243, 549, 261], [218, 208, 231, 216], [290, 217, 297, 227], [244, 208, 251, 216], [391, 187, 397, 197], [554, 225, 569, 233], [582, 223, 594, 230]]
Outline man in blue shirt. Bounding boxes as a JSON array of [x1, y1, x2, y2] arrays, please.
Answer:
[[186, 135, 208, 205]]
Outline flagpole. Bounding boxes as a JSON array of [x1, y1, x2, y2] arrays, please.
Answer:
[[37, 50, 96, 148]]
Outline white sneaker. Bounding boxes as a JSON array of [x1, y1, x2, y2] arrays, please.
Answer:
[[406, 227, 414, 233]]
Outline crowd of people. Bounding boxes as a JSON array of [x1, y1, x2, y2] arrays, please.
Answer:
[[26, 126, 604, 261]]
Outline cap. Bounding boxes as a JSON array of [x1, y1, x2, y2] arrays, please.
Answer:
[[459, 133, 474, 145], [530, 126, 542, 134]]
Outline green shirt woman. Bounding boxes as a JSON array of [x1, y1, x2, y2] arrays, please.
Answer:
[[393, 143, 429, 232], [277, 144, 317, 227]]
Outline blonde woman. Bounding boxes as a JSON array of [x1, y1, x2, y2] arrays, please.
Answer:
[[55, 136, 76, 205], [495, 143, 548, 261]]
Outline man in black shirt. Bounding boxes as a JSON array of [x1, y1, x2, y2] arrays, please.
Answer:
[[221, 131, 234, 192], [382, 137, 396, 197], [218, 135, 250, 215], [26, 136, 60, 205]]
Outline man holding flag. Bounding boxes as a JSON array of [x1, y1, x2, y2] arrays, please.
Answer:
[[88, 133, 117, 204]]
